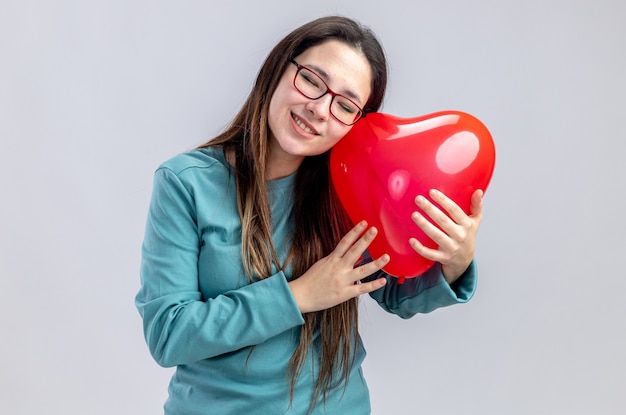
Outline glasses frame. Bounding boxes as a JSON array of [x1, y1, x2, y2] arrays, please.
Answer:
[[289, 59, 365, 126]]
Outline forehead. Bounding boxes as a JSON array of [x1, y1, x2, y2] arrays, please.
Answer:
[[293, 40, 372, 106]]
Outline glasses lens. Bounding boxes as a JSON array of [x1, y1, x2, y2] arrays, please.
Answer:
[[331, 96, 362, 125], [294, 67, 326, 99]]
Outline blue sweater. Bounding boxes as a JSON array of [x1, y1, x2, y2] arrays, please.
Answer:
[[135, 147, 477, 414]]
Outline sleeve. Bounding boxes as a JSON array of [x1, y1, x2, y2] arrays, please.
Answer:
[[135, 167, 305, 368], [364, 260, 477, 319]]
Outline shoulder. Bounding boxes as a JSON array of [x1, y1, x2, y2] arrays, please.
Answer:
[[152, 146, 234, 196], [158, 146, 229, 177]]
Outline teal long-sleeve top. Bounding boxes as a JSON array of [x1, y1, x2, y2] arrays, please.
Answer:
[[135, 146, 477, 415]]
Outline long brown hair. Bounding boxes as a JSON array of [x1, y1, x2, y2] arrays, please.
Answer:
[[200, 15, 387, 409]]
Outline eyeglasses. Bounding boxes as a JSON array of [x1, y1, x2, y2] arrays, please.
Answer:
[[290, 60, 365, 126]]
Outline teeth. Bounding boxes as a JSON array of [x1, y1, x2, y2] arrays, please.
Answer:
[[293, 115, 316, 134]]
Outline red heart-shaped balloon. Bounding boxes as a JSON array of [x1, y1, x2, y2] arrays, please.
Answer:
[[330, 111, 495, 281]]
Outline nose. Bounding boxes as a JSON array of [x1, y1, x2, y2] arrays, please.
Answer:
[[305, 93, 333, 121]]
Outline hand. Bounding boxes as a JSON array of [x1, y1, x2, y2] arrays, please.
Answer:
[[409, 189, 484, 284], [288, 221, 389, 314]]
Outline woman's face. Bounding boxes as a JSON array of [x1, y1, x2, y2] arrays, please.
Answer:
[[267, 40, 372, 169]]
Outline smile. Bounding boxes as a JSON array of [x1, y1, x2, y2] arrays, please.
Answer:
[[292, 113, 318, 135]]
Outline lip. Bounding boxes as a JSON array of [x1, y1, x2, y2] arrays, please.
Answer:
[[291, 112, 320, 136]]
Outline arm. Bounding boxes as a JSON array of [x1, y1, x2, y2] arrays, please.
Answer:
[[135, 168, 304, 367], [365, 261, 477, 319]]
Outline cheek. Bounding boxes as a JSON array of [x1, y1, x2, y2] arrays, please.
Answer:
[[268, 88, 281, 117], [267, 98, 278, 129], [267, 91, 286, 134], [315, 125, 351, 154], [269, 72, 297, 107], [328, 125, 352, 146], [268, 85, 301, 130]]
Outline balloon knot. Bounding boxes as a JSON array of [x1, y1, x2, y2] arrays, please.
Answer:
[[398, 276, 405, 285]]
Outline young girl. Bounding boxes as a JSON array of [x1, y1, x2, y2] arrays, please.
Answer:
[[136, 15, 482, 415]]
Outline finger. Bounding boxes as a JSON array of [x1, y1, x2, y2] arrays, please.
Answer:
[[353, 276, 387, 296], [410, 210, 452, 249], [414, 194, 456, 233], [427, 189, 469, 226], [353, 254, 390, 280], [342, 226, 380, 264], [333, 220, 368, 257], [408, 237, 445, 263], [470, 189, 484, 218]]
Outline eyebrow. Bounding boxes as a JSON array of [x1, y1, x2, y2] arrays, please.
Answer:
[[307, 64, 365, 105]]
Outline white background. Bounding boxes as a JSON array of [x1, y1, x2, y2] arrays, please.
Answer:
[[1, 0, 625, 414]]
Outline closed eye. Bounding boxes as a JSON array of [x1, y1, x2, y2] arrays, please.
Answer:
[[300, 71, 320, 88], [335, 98, 358, 114]]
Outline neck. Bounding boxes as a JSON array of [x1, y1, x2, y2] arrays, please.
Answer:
[[266, 140, 304, 180], [266, 155, 303, 180]]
